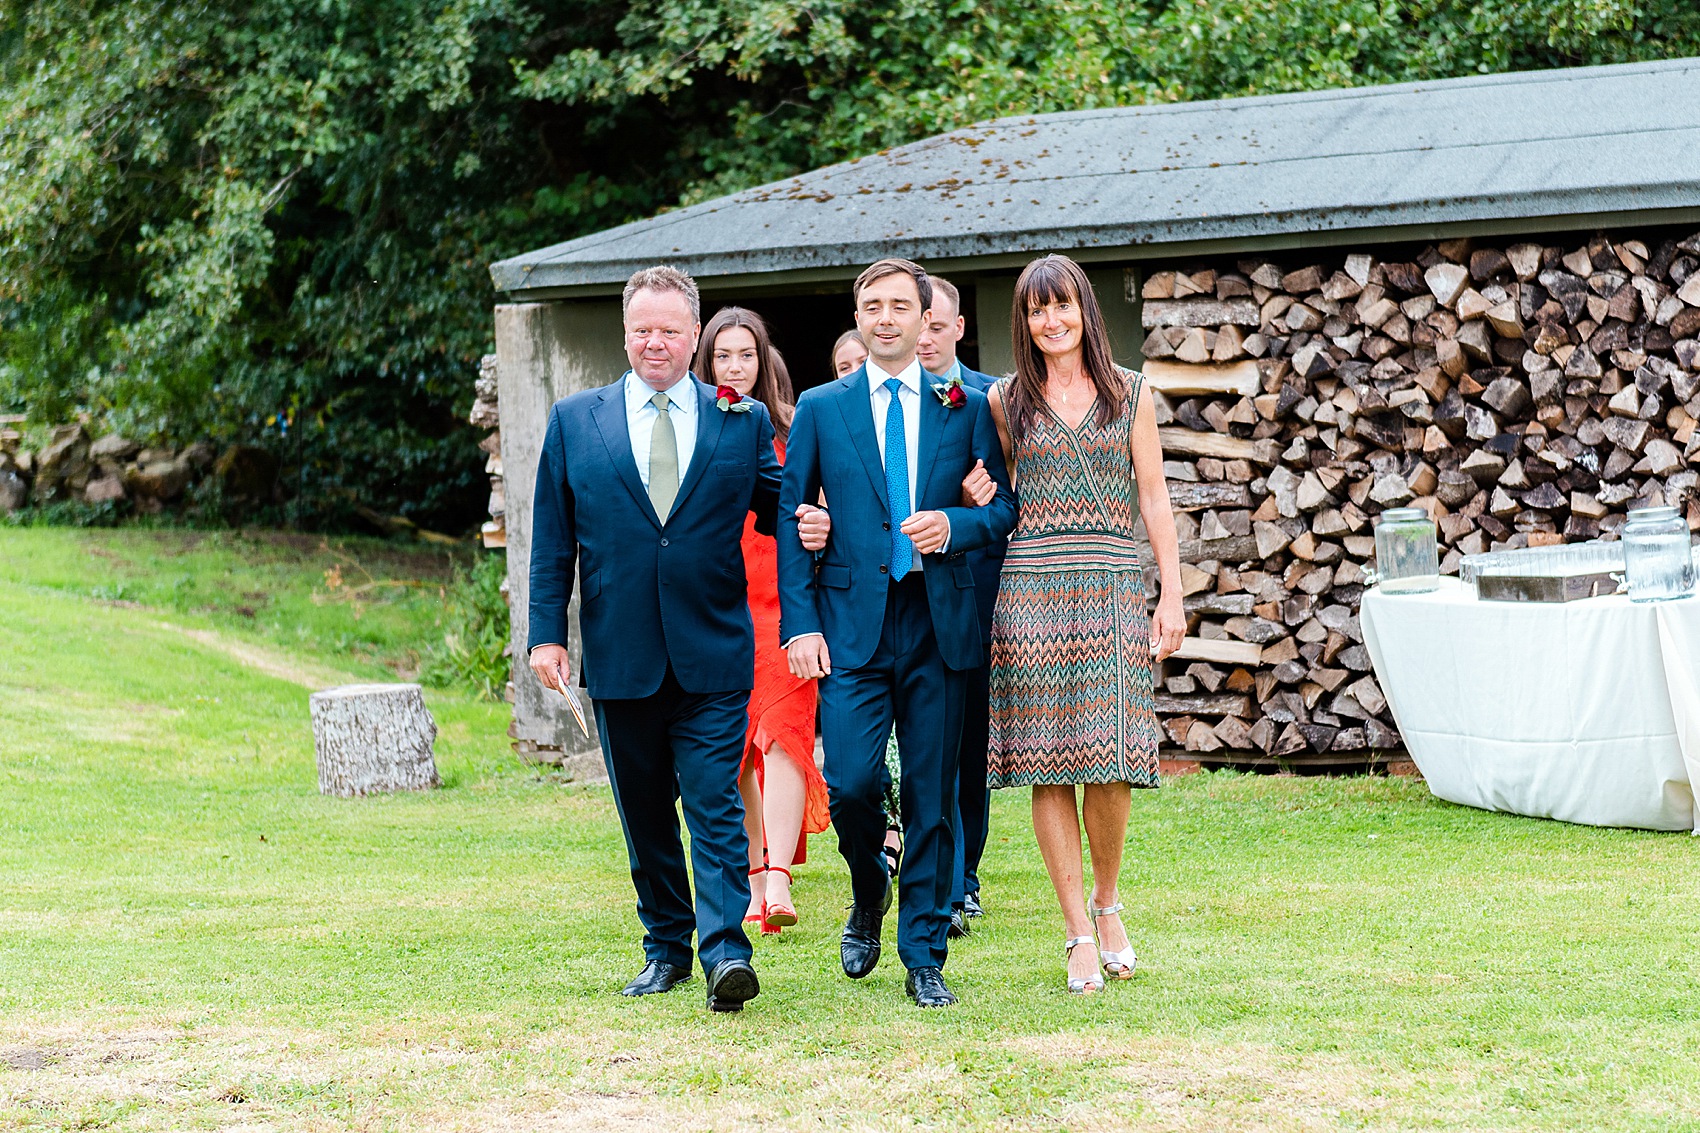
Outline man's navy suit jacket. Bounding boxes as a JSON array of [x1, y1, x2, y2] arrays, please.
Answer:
[[955, 366, 1008, 648], [775, 364, 1016, 673], [528, 375, 782, 701]]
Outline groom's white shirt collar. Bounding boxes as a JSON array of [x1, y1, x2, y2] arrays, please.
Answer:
[[866, 355, 923, 394]]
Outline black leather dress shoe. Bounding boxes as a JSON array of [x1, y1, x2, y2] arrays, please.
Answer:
[[905, 966, 958, 1008], [947, 908, 971, 939], [963, 891, 984, 919], [705, 958, 760, 1013], [621, 959, 693, 997], [841, 904, 885, 979]]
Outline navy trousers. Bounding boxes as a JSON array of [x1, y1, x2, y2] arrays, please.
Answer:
[[594, 666, 753, 976], [819, 573, 965, 971], [951, 661, 992, 908]]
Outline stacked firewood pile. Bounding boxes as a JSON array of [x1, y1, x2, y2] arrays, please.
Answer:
[[1136, 229, 1700, 765], [0, 419, 277, 515], [469, 353, 549, 763], [470, 353, 506, 549]]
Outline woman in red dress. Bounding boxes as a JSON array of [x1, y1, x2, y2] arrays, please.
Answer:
[[694, 308, 831, 933]]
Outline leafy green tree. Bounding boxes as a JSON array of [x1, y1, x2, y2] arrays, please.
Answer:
[[2, 0, 1696, 529]]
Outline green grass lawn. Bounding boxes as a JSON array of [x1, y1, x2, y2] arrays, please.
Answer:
[[3, 527, 1700, 1131]]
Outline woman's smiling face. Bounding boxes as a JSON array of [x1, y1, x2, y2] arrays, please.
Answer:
[[1026, 289, 1084, 360]]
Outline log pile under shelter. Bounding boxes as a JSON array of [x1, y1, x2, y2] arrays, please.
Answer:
[[470, 353, 506, 549], [1136, 229, 1700, 766]]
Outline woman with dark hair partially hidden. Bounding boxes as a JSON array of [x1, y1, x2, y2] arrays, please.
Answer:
[[694, 307, 832, 934]]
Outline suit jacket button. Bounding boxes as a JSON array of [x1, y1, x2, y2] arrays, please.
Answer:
[[660, 538, 670, 547], [879, 564, 888, 573], [882, 522, 891, 531]]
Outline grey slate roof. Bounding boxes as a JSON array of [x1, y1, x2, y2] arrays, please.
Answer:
[[492, 57, 1700, 296]]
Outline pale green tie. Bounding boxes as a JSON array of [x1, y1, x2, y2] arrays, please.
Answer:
[[648, 390, 679, 521]]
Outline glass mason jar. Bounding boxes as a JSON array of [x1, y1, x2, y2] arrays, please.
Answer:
[[1372, 507, 1440, 594], [1622, 505, 1695, 602]]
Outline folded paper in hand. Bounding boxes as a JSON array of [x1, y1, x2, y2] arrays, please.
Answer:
[[555, 679, 590, 739]]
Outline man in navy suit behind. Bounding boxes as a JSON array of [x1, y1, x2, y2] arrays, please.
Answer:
[[527, 265, 789, 1013], [777, 259, 1017, 1008], [916, 276, 1005, 934]]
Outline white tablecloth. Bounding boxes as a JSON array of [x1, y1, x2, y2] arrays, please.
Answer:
[[1360, 578, 1700, 831]]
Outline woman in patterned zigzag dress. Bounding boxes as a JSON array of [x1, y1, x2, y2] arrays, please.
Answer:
[[982, 254, 1187, 995]]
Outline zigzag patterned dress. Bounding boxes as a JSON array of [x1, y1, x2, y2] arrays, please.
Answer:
[[987, 371, 1161, 789]]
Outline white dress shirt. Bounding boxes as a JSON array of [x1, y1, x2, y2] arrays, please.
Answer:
[[867, 356, 950, 569], [624, 370, 697, 488], [781, 358, 948, 649], [868, 357, 924, 516]]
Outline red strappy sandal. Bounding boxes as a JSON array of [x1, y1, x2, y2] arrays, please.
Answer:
[[763, 866, 798, 929], [743, 865, 768, 931]]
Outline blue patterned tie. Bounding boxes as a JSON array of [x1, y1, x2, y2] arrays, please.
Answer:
[[883, 377, 913, 580]]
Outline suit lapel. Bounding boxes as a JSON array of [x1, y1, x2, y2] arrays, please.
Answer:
[[835, 366, 889, 509], [591, 380, 662, 530], [667, 378, 726, 520]]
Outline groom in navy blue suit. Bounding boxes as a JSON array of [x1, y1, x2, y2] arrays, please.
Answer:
[[528, 266, 784, 1013], [777, 259, 1016, 1008]]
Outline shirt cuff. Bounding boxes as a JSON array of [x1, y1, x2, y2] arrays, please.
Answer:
[[529, 643, 563, 654], [782, 633, 824, 649], [938, 515, 951, 555]]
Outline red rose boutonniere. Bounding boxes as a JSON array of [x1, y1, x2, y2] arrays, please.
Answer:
[[716, 385, 755, 413], [932, 375, 967, 408]]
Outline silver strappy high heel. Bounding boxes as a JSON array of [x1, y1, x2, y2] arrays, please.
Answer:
[[1091, 902, 1137, 979], [1064, 935, 1105, 994]]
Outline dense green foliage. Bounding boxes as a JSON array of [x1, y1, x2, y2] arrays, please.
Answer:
[[3, 1, 1697, 529], [422, 548, 512, 699]]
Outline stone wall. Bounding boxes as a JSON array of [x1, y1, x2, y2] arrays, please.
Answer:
[[0, 420, 279, 516]]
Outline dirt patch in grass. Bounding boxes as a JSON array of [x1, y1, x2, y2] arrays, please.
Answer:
[[1003, 1031, 1428, 1132], [151, 621, 354, 690]]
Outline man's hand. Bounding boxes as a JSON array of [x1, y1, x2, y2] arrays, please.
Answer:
[[529, 644, 572, 693], [796, 503, 830, 552], [787, 635, 832, 680], [960, 460, 995, 508], [900, 510, 951, 556]]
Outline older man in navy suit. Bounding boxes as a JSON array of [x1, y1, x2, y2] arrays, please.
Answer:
[[528, 266, 825, 1013], [777, 258, 1016, 1008]]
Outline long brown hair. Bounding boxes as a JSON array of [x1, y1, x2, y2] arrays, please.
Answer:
[[693, 307, 796, 440], [1006, 254, 1124, 439]]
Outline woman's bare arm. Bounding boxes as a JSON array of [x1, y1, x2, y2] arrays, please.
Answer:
[[987, 383, 1016, 484], [1130, 380, 1185, 661]]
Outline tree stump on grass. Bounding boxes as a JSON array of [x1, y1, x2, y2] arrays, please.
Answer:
[[309, 683, 440, 797]]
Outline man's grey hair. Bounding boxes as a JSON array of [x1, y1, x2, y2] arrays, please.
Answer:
[[623, 265, 701, 323]]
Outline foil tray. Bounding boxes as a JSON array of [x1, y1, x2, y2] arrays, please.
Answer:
[[1474, 571, 1622, 603]]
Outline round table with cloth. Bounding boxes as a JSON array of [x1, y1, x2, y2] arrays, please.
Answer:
[[1360, 577, 1700, 832]]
